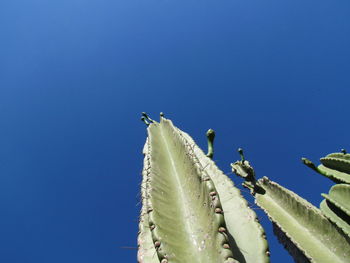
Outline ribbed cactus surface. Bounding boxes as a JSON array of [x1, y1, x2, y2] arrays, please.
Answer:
[[138, 116, 269, 263], [232, 153, 350, 263]]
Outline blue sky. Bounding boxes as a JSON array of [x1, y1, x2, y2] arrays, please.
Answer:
[[1, 0, 350, 262]]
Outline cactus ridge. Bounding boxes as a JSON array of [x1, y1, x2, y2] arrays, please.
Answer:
[[142, 118, 235, 262], [138, 138, 160, 263], [326, 152, 350, 160], [320, 199, 350, 238], [317, 165, 350, 184], [320, 157, 350, 174], [257, 177, 350, 262], [322, 184, 350, 218]]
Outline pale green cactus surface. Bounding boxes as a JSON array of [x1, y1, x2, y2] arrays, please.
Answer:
[[232, 153, 350, 263], [138, 116, 269, 263]]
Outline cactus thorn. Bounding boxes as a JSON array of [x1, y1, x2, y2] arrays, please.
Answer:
[[238, 148, 245, 162], [341, 148, 347, 154], [206, 129, 215, 159], [223, 243, 230, 249], [141, 117, 149, 126]]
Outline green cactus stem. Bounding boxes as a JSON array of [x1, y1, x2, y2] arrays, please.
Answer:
[[138, 116, 269, 263], [302, 156, 350, 184], [233, 161, 350, 263], [206, 129, 215, 159], [180, 133, 269, 263]]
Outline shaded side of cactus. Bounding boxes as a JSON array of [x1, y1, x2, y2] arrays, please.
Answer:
[[138, 115, 269, 263]]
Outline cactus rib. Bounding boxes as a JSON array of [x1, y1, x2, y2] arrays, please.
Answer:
[[321, 184, 350, 218], [138, 138, 161, 263], [320, 199, 350, 238]]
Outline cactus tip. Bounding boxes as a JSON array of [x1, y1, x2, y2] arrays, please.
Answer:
[[301, 157, 317, 170], [206, 129, 215, 142], [160, 112, 164, 117], [206, 129, 215, 159], [238, 148, 245, 162], [341, 148, 347, 154]]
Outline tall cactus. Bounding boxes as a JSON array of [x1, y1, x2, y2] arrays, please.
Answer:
[[138, 114, 269, 263], [232, 150, 350, 263]]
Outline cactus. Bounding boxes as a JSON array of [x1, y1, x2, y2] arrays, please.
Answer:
[[138, 114, 350, 263], [138, 114, 269, 263], [232, 151, 350, 263], [302, 152, 350, 184], [303, 152, 350, 239]]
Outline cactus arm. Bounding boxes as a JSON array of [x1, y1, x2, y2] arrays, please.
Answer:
[[181, 133, 269, 263], [302, 158, 350, 184], [143, 119, 237, 263], [138, 139, 161, 263], [320, 200, 350, 238], [253, 177, 350, 263]]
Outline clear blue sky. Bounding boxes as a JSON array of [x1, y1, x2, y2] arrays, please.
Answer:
[[1, 0, 350, 262]]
